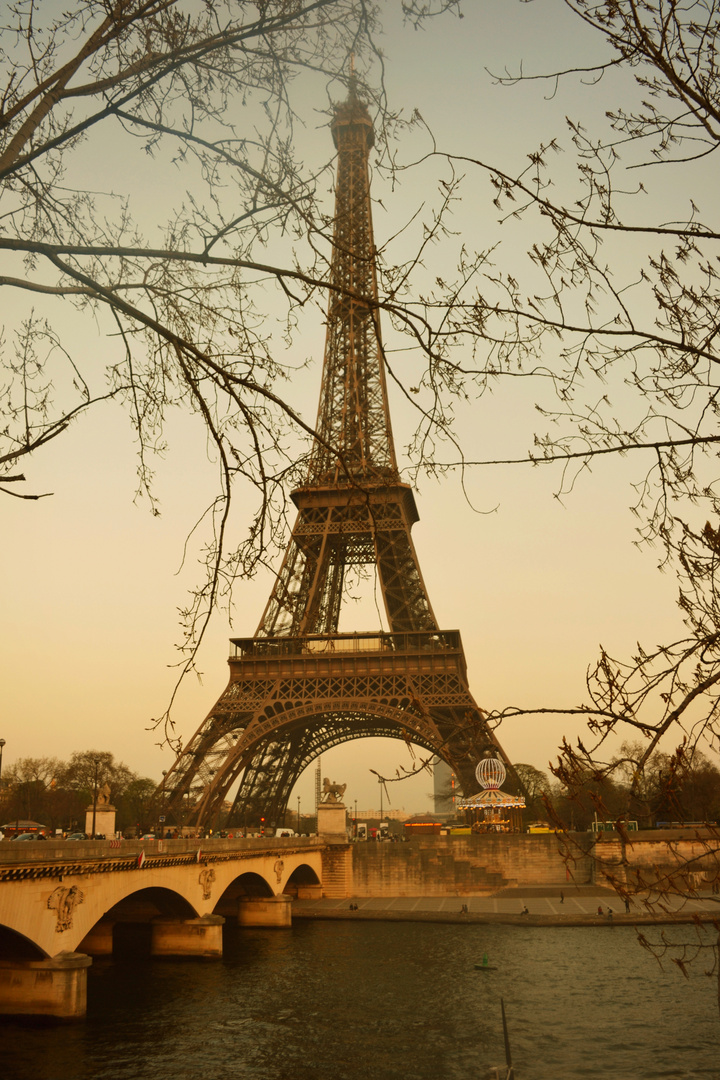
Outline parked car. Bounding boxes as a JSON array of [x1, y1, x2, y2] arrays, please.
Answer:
[[12, 832, 45, 841], [65, 832, 87, 841]]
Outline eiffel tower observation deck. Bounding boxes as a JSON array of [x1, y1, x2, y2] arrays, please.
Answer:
[[161, 82, 516, 830]]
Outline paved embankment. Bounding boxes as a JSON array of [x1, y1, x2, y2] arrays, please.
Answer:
[[293, 885, 720, 927]]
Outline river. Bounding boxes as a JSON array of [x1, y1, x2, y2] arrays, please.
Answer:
[[3, 921, 718, 1079]]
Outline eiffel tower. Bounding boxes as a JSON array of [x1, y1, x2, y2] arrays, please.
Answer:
[[162, 82, 515, 829]]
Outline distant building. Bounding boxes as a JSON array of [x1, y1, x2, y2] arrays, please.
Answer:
[[354, 808, 409, 821], [433, 758, 456, 816]]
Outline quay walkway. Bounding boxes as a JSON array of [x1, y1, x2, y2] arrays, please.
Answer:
[[293, 885, 720, 927]]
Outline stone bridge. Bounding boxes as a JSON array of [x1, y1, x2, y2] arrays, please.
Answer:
[[0, 835, 351, 1019]]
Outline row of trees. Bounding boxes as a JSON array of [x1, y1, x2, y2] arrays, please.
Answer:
[[0, 752, 156, 835], [516, 746, 720, 832]]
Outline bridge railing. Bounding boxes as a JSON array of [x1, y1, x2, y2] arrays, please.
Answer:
[[0, 834, 325, 867]]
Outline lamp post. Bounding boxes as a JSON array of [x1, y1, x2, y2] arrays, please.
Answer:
[[297, 795, 301, 835], [91, 757, 100, 840], [0, 739, 5, 833], [159, 771, 167, 839], [354, 799, 358, 839], [183, 790, 190, 834], [379, 777, 384, 837]]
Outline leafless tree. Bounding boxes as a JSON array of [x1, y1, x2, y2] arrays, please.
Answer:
[[410, 0, 720, 997], [0, 0, 462, 718], [383, 0, 720, 779]]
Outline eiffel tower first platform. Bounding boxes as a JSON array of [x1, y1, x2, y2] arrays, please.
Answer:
[[162, 83, 516, 829]]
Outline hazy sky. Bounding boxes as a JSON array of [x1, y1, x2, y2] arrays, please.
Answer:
[[2, 1, 701, 815]]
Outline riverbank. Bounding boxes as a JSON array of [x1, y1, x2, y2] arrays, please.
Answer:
[[293, 884, 720, 927]]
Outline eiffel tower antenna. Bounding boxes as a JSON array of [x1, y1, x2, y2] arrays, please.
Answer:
[[161, 82, 516, 829]]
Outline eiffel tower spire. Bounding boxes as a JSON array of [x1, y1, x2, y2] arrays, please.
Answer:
[[161, 83, 515, 829], [306, 75, 395, 485], [255, 85, 435, 641]]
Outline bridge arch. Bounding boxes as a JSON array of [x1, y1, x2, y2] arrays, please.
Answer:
[[282, 861, 322, 899], [213, 870, 274, 918], [106, 885, 198, 920], [0, 923, 46, 960]]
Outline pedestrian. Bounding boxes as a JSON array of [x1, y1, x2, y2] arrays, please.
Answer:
[[597, 905, 603, 915], [624, 897, 630, 913], [521, 905, 529, 916], [560, 891, 564, 904]]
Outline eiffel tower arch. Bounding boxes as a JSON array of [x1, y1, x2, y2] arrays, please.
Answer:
[[162, 84, 516, 829]]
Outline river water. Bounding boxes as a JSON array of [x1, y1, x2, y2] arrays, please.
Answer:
[[3, 921, 719, 1080]]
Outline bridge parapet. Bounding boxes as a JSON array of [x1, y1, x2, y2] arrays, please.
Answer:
[[0, 835, 326, 880]]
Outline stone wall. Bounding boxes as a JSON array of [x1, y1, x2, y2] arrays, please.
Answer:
[[351, 834, 594, 896], [590, 829, 720, 891], [348, 830, 720, 897]]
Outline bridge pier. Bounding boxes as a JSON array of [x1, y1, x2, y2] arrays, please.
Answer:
[[0, 951, 92, 1019], [320, 844, 353, 898], [150, 914, 224, 958], [237, 895, 292, 927], [296, 884, 323, 900]]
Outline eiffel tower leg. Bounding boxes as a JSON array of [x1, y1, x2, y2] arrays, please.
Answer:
[[426, 704, 518, 795]]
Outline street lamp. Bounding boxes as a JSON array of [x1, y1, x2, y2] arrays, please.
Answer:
[[0, 739, 5, 830], [12, 738, 19, 834], [379, 776, 384, 829], [91, 757, 100, 840], [297, 795, 301, 835], [159, 771, 167, 839], [354, 798, 358, 839]]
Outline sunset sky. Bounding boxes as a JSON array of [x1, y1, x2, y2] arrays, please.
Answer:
[[2, 1, 702, 816]]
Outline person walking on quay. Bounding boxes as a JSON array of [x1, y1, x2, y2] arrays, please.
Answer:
[[560, 891, 564, 904]]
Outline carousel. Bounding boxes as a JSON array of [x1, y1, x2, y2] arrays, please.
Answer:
[[456, 759, 526, 833]]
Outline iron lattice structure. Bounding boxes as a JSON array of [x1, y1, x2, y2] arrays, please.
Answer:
[[162, 88, 515, 829]]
